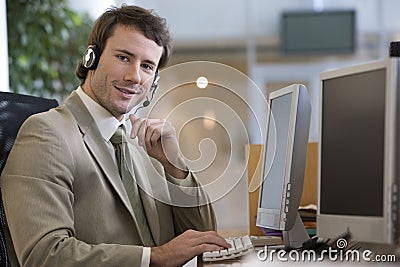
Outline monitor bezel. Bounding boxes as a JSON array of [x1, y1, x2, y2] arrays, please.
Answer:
[[256, 84, 301, 231], [318, 59, 398, 244]]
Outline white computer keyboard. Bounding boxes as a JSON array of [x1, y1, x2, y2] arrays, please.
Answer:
[[202, 235, 254, 262]]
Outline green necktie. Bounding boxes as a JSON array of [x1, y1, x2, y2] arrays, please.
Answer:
[[110, 126, 155, 246]]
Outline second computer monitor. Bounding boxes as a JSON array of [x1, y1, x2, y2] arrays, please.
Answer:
[[256, 84, 311, 248], [318, 58, 399, 244]]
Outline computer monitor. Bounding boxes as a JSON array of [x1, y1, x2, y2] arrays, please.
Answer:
[[281, 10, 356, 55], [256, 84, 311, 248], [318, 58, 400, 244]]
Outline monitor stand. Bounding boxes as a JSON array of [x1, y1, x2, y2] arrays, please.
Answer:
[[282, 212, 310, 248]]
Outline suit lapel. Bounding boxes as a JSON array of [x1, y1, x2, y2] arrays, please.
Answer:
[[64, 91, 161, 244], [64, 92, 134, 218]]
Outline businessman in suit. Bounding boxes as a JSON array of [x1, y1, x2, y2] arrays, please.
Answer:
[[1, 5, 228, 267]]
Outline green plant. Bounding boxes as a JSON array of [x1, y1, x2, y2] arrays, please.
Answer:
[[7, 0, 93, 100]]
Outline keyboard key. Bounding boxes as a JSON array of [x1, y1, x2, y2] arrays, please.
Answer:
[[220, 249, 228, 256], [227, 238, 236, 253], [234, 237, 244, 252], [242, 235, 253, 249], [202, 235, 254, 262]]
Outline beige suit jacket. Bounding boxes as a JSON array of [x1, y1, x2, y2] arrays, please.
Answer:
[[1, 91, 216, 266]]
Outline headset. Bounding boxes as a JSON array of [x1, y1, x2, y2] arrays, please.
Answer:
[[82, 45, 100, 70], [134, 71, 159, 114], [82, 44, 160, 113]]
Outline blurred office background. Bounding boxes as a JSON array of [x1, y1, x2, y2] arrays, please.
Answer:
[[2, 0, 400, 233]]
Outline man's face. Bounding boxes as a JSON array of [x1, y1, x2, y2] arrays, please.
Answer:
[[83, 24, 163, 120]]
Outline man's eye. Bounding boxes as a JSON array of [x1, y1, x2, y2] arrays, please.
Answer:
[[142, 64, 154, 71], [118, 55, 129, 62]]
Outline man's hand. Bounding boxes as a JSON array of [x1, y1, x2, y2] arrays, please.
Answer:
[[150, 230, 230, 267], [129, 115, 188, 179]]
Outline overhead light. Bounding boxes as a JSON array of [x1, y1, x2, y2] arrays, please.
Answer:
[[196, 76, 208, 89]]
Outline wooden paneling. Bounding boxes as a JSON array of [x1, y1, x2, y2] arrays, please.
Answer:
[[247, 143, 318, 236], [246, 144, 265, 236]]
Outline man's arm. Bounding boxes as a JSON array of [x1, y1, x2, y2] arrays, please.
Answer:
[[129, 115, 187, 178], [129, 115, 230, 266], [129, 115, 217, 231]]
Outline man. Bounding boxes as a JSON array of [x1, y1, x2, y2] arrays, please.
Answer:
[[1, 5, 228, 267]]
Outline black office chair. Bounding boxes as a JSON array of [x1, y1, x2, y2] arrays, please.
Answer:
[[0, 92, 59, 267]]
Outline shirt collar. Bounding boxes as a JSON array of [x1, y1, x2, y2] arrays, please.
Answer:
[[76, 86, 126, 141]]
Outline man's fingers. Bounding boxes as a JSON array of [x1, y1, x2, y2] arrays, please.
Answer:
[[185, 230, 230, 250], [150, 230, 229, 267], [198, 244, 225, 253], [129, 115, 166, 142], [129, 115, 144, 139], [144, 122, 164, 149], [137, 119, 147, 146]]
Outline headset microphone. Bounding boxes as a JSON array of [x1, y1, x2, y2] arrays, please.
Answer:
[[142, 98, 150, 107], [132, 71, 160, 115]]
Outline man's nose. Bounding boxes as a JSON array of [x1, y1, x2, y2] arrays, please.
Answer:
[[123, 63, 141, 84]]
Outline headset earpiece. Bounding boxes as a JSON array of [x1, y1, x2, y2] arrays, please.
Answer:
[[82, 45, 100, 70]]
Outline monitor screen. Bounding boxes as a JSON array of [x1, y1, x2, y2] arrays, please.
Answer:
[[320, 69, 385, 217], [257, 84, 311, 248], [259, 93, 292, 211], [318, 59, 399, 244], [281, 10, 355, 55]]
